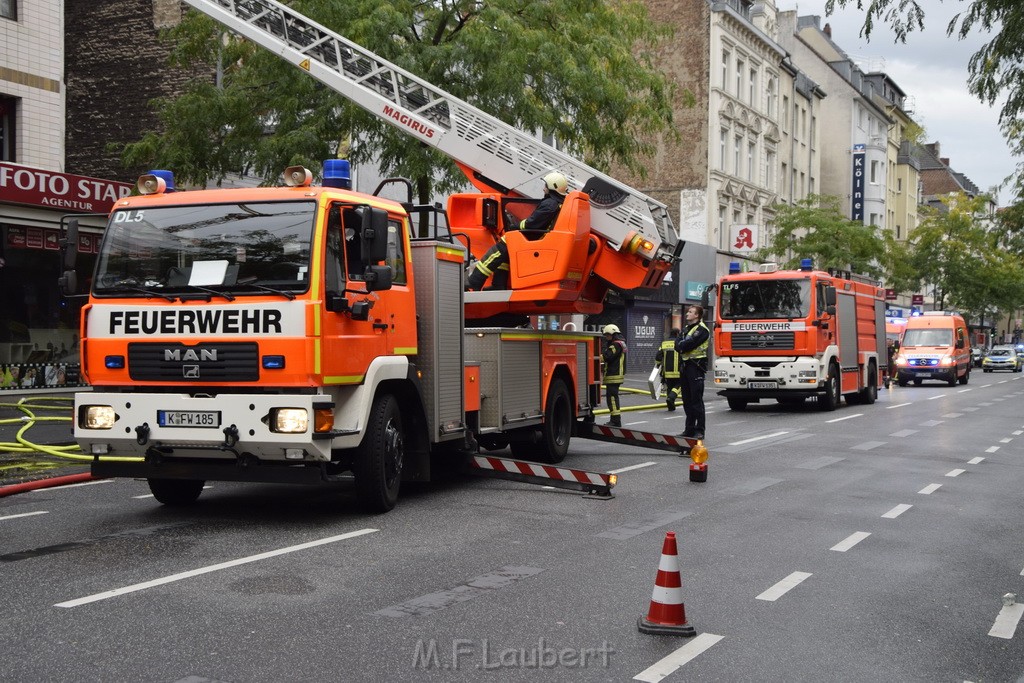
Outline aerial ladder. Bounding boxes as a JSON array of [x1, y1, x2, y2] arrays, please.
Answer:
[[181, 0, 682, 319]]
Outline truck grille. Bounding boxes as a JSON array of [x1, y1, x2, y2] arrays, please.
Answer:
[[127, 342, 260, 382], [730, 332, 795, 351]]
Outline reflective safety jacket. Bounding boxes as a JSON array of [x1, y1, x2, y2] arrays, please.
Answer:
[[656, 339, 681, 379], [602, 337, 627, 384], [677, 321, 710, 360]]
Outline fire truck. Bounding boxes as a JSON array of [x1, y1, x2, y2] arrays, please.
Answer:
[[712, 260, 885, 411], [59, 0, 683, 511]]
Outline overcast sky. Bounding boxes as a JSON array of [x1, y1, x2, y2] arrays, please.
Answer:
[[787, 0, 1019, 204]]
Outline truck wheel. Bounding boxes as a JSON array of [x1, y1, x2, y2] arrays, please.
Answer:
[[818, 363, 840, 411], [727, 398, 748, 411], [913, 378, 922, 386], [860, 364, 877, 404], [147, 478, 204, 506], [536, 378, 572, 464], [958, 367, 969, 385], [354, 393, 404, 513]]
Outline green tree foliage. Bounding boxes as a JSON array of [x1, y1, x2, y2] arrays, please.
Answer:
[[907, 193, 1024, 318], [756, 195, 887, 277], [122, 0, 680, 202], [825, 0, 1024, 198]]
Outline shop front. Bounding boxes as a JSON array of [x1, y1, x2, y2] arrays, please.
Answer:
[[0, 162, 131, 391]]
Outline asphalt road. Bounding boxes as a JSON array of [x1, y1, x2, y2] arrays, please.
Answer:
[[2, 374, 1023, 682]]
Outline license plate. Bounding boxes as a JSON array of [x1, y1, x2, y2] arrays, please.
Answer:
[[158, 410, 221, 428], [916, 372, 931, 378], [748, 381, 777, 389]]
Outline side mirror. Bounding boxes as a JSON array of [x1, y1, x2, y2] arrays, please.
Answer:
[[823, 286, 836, 307], [826, 305, 836, 315], [357, 206, 389, 264], [59, 270, 78, 296], [956, 339, 964, 349], [363, 264, 393, 292], [61, 218, 79, 270]]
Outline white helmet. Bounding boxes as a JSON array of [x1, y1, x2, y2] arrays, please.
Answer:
[[543, 171, 569, 196], [602, 324, 620, 335]]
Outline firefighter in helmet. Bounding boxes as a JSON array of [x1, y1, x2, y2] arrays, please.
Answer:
[[466, 171, 568, 291], [655, 327, 683, 411], [601, 323, 627, 427], [676, 305, 710, 440]]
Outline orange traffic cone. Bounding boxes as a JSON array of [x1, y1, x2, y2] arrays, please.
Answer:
[[638, 531, 697, 636]]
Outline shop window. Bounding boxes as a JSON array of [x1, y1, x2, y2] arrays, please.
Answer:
[[0, 96, 16, 161]]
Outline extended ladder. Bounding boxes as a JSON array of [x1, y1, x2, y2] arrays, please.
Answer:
[[182, 0, 678, 263]]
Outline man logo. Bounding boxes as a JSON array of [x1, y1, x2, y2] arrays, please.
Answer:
[[165, 348, 218, 361], [183, 365, 200, 378]]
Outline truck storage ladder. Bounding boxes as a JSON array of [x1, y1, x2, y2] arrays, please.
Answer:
[[182, 0, 677, 260]]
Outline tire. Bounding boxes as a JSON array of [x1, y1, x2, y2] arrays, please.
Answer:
[[353, 393, 404, 513], [860, 364, 877, 404], [897, 374, 908, 387], [727, 397, 748, 411], [959, 366, 969, 385], [818, 362, 840, 411], [913, 378, 922, 386], [536, 378, 572, 464], [147, 478, 204, 506]]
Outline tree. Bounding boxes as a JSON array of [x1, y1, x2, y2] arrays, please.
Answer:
[[756, 195, 887, 277], [122, 0, 681, 204], [825, 0, 1024, 198]]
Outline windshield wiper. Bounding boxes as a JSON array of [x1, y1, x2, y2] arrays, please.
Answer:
[[234, 278, 296, 300], [175, 284, 236, 302], [100, 283, 177, 302]]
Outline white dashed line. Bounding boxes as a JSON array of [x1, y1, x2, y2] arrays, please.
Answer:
[[882, 504, 912, 519], [609, 462, 657, 474], [756, 571, 812, 601], [967, 457, 985, 465], [918, 484, 942, 494], [633, 633, 724, 682], [826, 414, 862, 423], [55, 528, 378, 608], [729, 431, 788, 446], [945, 469, 965, 477], [1000, 438, 1013, 443], [830, 532, 871, 552], [986, 446, 1001, 453], [988, 601, 1024, 639], [927, 394, 946, 400], [0, 510, 49, 522], [887, 402, 912, 409]]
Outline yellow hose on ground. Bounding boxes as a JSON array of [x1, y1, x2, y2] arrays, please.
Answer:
[[0, 398, 142, 463]]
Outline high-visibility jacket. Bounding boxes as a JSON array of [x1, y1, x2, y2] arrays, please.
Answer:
[[656, 339, 681, 379], [679, 321, 710, 360], [603, 338, 627, 383]]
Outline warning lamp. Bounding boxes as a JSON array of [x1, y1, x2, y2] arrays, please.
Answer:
[[283, 166, 313, 187], [728, 261, 741, 274], [137, 170, 174, 195], [313, 407, 335, 433], [800, 258, 814, 271], [689, 440, 708, 464], [620, 231, 643, 255], [323, 159, 352, 189]]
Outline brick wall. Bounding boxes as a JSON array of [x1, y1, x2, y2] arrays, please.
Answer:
[[64, 0, 207, 182]]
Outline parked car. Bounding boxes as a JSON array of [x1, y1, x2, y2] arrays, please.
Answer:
[[972, 347, 984, 367], [982, 345, 1021, 372]]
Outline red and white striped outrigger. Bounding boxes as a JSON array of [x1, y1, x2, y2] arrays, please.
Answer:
[[574, 423, 698, 454], [469, 455, 617, 499]]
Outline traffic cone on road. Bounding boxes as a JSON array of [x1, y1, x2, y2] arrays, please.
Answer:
[[638, 531, 697, 636]]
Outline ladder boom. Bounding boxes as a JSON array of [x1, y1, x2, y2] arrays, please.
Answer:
[[183, 0, 678, 262]]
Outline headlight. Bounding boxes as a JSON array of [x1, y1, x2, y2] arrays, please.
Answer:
[[939, 355, 953, 366], [80, 405, 115, 430], [270, 408, 309, 433], [798, 370, 817, 378], [895, 355, 908, 366]]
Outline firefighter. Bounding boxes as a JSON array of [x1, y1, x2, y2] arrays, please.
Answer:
[[601, 323, 627, 427], [655, 328, 683, 411], [676, 304, 710, 439], [466, 171, 568, 291]]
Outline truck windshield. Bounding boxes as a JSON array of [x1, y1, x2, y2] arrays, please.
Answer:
[[719, 279, 811, 319], [93, 201, 315, 296], [902, 329, 953, 346]]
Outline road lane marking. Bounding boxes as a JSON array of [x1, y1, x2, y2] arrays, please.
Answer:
[[31, 479, 113, 491], [942, 413, 964, 418], [794, 456, 844, 470], [945, 469, 966, 477], [957, 388, 973, 393], [988, 601, 1024, 639], [54, 528, 378, 608], [0, 510, 48, 522], [887, 402, 912, 409], [882, 504, 912, 519], [919, 420, 944, 426], [830, 532, 870, 552], [1000, 438, 1013, 443], [633, 633, 724, 682], [927, 394, 947, 400], [609, 462, 657, 474], [826, 414, 862, 423], [1013, 430, 1023, 436], [756, 571, 812, 601], [597, 507, 692, 540], [918, 484, 942, 494], [729, 431, 788, 446], [890, 429, 919, 437], [967, 457, 985, 465], [986, 446, 1000, 453], [851, 441, 885, 451]]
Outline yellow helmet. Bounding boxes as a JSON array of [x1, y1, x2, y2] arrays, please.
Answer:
[[543, 171, 569, 196], [602, 324, 620, 335]]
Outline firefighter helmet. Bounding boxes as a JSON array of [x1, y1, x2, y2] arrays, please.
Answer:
[[543, 171, 569, 196], [602, 324, 620, 335]]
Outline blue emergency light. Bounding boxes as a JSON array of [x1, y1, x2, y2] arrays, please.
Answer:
[[323, 159, 351, 189], [800, 258, 813, 271], [146, 170, 175, 192], [728, 262, 741, 274]]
